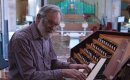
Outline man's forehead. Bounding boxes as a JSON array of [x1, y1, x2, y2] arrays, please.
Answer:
[[46, 12, 60, 18], [46, 12, 61, 23]]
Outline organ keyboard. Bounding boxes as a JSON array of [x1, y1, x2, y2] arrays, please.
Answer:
[[70, 31, 130, 80]]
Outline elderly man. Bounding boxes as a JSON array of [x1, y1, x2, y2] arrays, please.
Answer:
[[8, 5, 90, 80]]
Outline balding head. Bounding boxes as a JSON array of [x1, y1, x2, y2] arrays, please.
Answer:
[[38, 5, 62, 19]]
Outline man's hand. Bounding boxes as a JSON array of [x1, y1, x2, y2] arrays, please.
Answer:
[[62, 69, 86, 80], [69, 64, 91, 73]]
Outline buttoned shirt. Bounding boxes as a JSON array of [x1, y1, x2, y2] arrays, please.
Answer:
[[8, 22, 69, 80]]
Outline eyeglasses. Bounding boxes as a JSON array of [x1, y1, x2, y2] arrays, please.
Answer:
[[43, 19, 60, 31], [46, 20, 59, 27]]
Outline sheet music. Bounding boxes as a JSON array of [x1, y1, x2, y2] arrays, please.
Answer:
[[88, 62, 95, 69], [78, 58, 106, 80], [79, 63, 95, 76], [86, 58, 107, 80]]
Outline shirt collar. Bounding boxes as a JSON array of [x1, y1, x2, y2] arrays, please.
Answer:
[[30, 22, 42, 39]]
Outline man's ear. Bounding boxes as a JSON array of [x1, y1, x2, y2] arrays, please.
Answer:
[[36, 14, 41, 23], [37, 14, 41, 19]]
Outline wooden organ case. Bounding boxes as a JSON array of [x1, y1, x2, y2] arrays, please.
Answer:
[[70, 31, 130, 80]]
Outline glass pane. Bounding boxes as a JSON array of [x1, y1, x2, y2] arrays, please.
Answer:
[[0, 0, 3, 56], [0, 0, 2, 32]]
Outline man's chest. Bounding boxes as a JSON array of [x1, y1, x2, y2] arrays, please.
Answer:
[[29, 39, 52, 70], [30, 39, 50, 55]]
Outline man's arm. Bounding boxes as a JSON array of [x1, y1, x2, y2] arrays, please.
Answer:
[[9, 38, 63, 80], [51, 59, 70, 69]]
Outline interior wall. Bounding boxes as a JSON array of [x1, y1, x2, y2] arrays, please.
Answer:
[[96, 0, 105, 21], [16, 0, 28, 24], [121, 0, 130, 18]]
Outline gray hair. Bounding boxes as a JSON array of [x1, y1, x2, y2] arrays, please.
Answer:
[[38, 4, 62, 19]]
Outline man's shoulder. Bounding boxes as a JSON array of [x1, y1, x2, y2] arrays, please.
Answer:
[[12, 26, 33, 40]]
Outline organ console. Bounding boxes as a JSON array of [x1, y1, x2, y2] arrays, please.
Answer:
[[69, 31, 130, 80]]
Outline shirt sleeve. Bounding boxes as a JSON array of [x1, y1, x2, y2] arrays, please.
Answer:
[[51, 60, 70, 69], [11, 38, 63, 80], [49, 39, 70, 69]]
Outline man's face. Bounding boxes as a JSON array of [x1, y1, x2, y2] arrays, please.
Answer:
[[44, 12, 61, 33]]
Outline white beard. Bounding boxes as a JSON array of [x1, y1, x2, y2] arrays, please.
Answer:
[[37, 21, 50, 40]]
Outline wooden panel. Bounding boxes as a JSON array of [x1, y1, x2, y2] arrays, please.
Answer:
[[64, 14, 83, 19], [64, 23, 82, 31], [103, 40, 129, 79]]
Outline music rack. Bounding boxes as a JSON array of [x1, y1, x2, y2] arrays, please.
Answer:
[[70, 31, 130, 80]]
